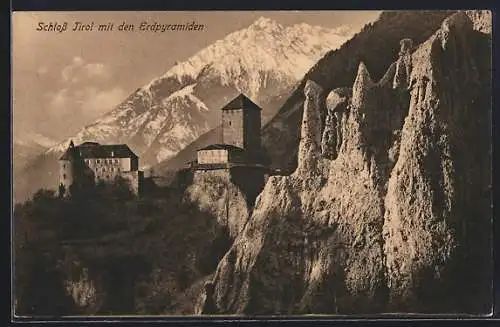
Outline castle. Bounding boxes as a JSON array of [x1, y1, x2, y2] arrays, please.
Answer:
[[58, 141, 143, 196], [190, 93, 267, 208], [194, 93, 263, 169]]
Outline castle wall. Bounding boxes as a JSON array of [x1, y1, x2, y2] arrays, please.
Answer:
[[198, 149, 229, 164], [119, 157, 132, 172], [130, 157, 138, 171], [80, 157, 135, 183], [59, 160, 74, 193], [60, 155, 141, 196], [222, 109, 244, 148], [243, 109, 261, 155]]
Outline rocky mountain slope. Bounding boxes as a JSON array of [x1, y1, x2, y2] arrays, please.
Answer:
[[198, 11, 492, 314], [14, 18, 354, 202]]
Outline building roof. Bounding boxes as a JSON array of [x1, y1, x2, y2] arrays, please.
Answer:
[[221, 94, 262, 111], [59, 142, 138, 160], [197, 143, 246, 153]]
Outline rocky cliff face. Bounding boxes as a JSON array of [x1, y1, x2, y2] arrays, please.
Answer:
[[466, 10, 492, 34], [383, 12, 492, 312], [199, 11, 492, 314], [186, 171, 250, 239]]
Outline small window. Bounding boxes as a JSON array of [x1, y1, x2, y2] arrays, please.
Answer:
[[63, 174, 66, 180], [115, 159, 119, 163], [63, 164, 66, 169], [97, 159, 100, 164], [106, 175, 110, 179]]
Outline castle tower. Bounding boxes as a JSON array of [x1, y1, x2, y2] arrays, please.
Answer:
[[58, 140, 79, 195], [221, 94, 262, 155]]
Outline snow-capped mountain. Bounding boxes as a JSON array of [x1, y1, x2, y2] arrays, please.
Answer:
[[14, 132, 57, 149], [47, 17, 354, 167], [13, 133, 57, 171]]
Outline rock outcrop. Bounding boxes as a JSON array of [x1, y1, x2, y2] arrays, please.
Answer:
[[383, 11, 492, 312], [260, 11, 456, 172], [199, 11, 491, 314], [466, 10, 492, 34], [321, 87, 350, 160], [393, 38, 413, 89], [63, 262, 100, 313], [297, 80, 324, 173], [186, 170, 250, 238]]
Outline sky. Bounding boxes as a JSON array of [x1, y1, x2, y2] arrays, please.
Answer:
[[12, 11, 382, 143]]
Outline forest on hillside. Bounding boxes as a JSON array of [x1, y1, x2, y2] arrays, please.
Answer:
[[13, 175, 231, 316]]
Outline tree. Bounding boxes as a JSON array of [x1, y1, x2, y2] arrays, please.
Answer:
[[32, 188, 56, 203], [58, 183, 66, 198]]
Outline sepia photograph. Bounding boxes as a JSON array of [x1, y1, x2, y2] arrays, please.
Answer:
[[11, 9, 493, 318]]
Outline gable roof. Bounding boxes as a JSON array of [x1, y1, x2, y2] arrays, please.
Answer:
[[221, 94, 262, 111], [197, 143, 246, 153], [59, 142, 138, 160]]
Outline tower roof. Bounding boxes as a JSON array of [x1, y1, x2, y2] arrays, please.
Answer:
[[221, 94, 262, 111], [59, 144, 81, 161], [197, 143, 246, 153]]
